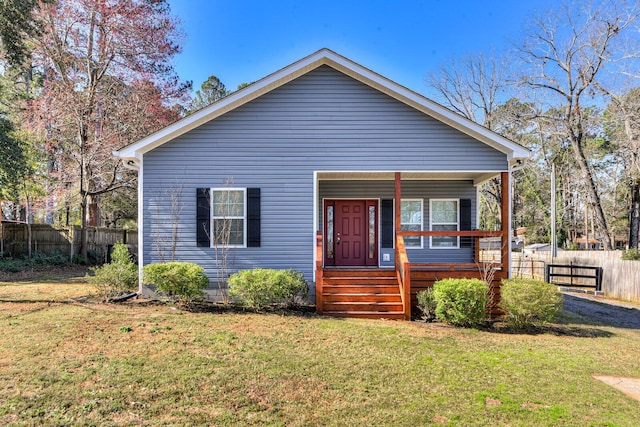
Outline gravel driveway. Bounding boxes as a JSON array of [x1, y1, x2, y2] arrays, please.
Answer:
[[562, 293, 640, 329]]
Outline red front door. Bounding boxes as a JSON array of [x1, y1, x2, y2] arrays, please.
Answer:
[[325, 200, 378, 267]]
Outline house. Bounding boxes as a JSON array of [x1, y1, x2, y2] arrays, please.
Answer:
[[575, 237, 602, 250], [114, 49, 530, 319], [523, 243, 552, 255]]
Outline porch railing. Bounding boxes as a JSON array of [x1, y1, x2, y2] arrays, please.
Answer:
[[399, 230, 505, 268], [395, 230, 507, 320]]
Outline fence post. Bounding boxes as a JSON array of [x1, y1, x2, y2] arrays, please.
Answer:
[[570, 261, 574, 287], [544, 263, 550, 283], [69, 226, 75, 261]]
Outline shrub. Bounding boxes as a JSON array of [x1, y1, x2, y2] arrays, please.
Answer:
[[228, 268, 308, 309], [143, 262, 209, 304], [432, 278, 489, 326], [87, 243, 138, 300], [416, 288, 437, 321], [0, 258, 23, 273], [501, 278, 563, 329], [622, 248, 640, 261], [31, 251, 69, 266], [0, 251, 71, 272]]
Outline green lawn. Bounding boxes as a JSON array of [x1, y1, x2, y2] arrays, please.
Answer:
[[1, 277, 639, 426]]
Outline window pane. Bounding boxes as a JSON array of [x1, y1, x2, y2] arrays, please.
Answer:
[[432, 200, 457, 223], [401, 224, 421, 247], [213, 190, 244, 217], [403, 235, 421, 247], [433, 224, 457, 232], [401, 200, 422, 247], [401, 224, 421, 232], [214, 219, 244, 246], [432, 224, 458, 247], [432, 236, 458, 247], [401, 201, 421, 224]]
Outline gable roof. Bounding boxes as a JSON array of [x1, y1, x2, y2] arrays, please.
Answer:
[[114, 48, 530, 166]]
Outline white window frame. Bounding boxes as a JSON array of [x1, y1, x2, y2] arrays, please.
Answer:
[[429, 198, 460, 249], [211, 188, 247, 248], [401, 199, 423, 249]]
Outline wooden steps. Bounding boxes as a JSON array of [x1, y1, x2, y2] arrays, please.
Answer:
[[319, 269, 405, 320]]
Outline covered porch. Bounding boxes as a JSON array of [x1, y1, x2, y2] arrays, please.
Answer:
[[315, 172, 511, 320]]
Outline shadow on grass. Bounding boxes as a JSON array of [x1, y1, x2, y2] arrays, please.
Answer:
[[413, 310, 616, 338], [561, 294, 640, 330], [414, 291, 640, 337], [487, 322, 615, 338], [145, 299, 321, 318]]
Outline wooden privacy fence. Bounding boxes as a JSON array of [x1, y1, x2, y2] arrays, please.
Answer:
[[0, 223, 137, 262]]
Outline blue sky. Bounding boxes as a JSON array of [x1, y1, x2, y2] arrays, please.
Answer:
[[167, 0, 559, 97]]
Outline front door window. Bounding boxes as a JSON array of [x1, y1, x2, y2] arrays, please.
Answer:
[[326, 205, 334, 259], [369, 205, 376, 259]]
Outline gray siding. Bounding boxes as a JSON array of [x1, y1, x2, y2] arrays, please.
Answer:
[[142, 65, 507, 285]]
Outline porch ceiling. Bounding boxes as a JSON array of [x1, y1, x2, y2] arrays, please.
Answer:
[[317, 171, 500, 185]]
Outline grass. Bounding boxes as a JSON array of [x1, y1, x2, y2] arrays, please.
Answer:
[[1, 275, 640, 426]]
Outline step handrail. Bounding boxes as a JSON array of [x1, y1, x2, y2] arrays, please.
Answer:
[[395, 234, 411, 320]]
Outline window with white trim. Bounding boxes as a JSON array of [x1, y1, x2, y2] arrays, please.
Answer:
[[212, 188, 246, 247], [401, 199, 423, 248], [430, 199, 459, 249]]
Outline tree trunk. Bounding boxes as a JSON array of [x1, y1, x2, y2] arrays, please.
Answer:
[[569, 134, 613, 250], [26, 193, 32, 260], [630, 178, 640, 249], [80, 195, 88, 259]]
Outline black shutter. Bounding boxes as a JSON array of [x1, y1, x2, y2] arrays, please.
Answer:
[[196, 188, 211, 247], [381, 199, 394, 248], [247, 188, 261, 247], [460, 199, 472, 248]]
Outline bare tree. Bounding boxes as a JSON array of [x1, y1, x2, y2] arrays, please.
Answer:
[[211, 177, 240, 303], [152, 181, 183, 263], [426, 51, 515, 232], [518, 0, 640, 249], [601, 88, 640, 249], [426, 51, 511, 129], [167, 183, 183, 262]]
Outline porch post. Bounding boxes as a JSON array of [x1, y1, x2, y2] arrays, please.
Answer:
[[394, 172, 401, 236], [395, 172, 412, 320], [394, 172, 401, 268], [500, 171, 510, 275]]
